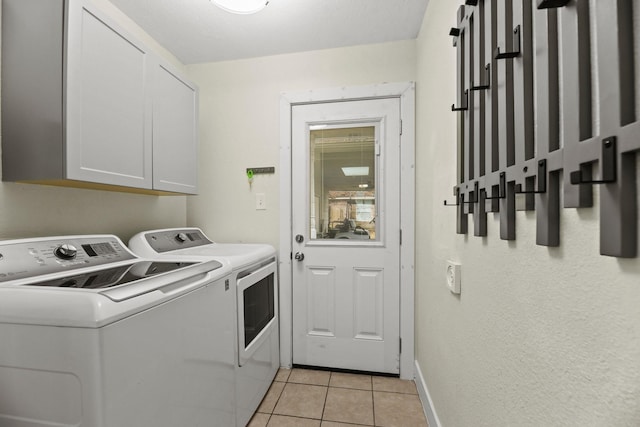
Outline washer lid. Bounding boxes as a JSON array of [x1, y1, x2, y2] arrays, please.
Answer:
[[25, 260, 197, 290]]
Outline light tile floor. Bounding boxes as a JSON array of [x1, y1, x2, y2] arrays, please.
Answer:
[[248, 368, 429, 427]]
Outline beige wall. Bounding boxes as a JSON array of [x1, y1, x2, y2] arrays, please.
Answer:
[[0, 0, 187, 242], [186, 41, 416, 244], [415, 1, 640, 426], [4, 0, 639, 423]]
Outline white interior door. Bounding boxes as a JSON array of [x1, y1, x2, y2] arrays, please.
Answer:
[[291, 98, 401, 374]]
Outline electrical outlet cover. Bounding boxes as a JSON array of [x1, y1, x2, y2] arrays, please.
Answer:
[[446, 260, 461, 294]]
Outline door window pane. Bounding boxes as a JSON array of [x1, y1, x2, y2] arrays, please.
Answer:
[[309, 126, 377, 241]]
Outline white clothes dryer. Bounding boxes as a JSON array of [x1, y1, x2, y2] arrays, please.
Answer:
[[128, 228, 279, 427], [0, 234, 235, 427]]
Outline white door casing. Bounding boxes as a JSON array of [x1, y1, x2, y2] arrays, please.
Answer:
[[279, 82, 415, 379]]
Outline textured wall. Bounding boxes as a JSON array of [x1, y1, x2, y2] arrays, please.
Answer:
[[185, 41, 416, 245], [415, 0, 640, 425], [0, 0, 187, 242]]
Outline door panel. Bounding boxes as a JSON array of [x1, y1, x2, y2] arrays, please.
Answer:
[[292, 98, 401, 374], [353, 268, 384, 340], [307, 267, 336, 337]]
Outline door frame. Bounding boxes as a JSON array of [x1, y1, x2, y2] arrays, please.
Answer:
[[279, 82, 415, 380]]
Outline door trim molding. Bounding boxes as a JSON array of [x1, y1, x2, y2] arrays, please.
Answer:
[[279, 82, 416, 379]]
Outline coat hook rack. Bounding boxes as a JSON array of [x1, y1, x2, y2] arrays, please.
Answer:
[[495, 25, 521, 60], [471, 64, 491, 91], [536, 0, 570, 9], [515, 160, 547, 194], [570, 137, 617, 185], [451, 89, 469, 112], [447, 0, 640, 258], [485, 172, 507, 199]]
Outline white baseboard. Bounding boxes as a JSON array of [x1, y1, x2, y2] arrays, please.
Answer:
[[414, 359, 442, 427]]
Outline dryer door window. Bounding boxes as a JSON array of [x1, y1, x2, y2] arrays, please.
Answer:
[[243, 272, 275, 347]]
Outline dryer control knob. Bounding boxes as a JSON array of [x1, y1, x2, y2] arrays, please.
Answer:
[[175, 233, 188, 243], [55, 244, 78, 260]]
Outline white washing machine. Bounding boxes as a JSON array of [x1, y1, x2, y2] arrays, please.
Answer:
[[129, 228, 279, 427], [0, 234, 235, 427]]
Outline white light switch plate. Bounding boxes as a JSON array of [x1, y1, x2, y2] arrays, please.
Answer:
[[446, 260, 461, 294], [256, 193, 266, 210]]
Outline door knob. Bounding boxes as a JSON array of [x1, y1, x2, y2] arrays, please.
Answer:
[[294, 252, 305, 261]]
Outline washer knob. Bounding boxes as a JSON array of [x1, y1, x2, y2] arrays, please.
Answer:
[[175, 233, 188, 243], [55, 244, 78, 260]]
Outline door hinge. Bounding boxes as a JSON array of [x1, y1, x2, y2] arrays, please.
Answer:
[[290, 251, 293, 260], [400, 119, 403, 136], [400, 229, 402, 245], [399, 337, 402, 354]]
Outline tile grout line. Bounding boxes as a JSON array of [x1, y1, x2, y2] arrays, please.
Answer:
[[320, 371, 332, 422], [371, 375, 376, 427], [268, 372, 289, 418]]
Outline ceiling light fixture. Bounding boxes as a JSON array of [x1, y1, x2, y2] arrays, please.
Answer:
[[211, 0, 269, 14], [342, 167, 369, 177]]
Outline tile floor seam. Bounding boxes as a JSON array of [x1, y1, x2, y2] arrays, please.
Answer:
[[275, 414, 326, 422], [372, 389, 418, 395], [320, 372, 332, 421], [326, 385, 373, 392], [268, 381, 286, 417], [371, 388, 376, 427], [370, 375, 377, 427]]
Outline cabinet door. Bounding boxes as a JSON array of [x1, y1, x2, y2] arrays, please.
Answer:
[[65, 0, 153, 189], [152, 64, 198, 194]]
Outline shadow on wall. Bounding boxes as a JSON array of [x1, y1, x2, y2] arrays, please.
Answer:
[[0, 182, 187, 240]]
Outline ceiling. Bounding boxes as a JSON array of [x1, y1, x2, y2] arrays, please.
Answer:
[[107, 0, 430, 64]]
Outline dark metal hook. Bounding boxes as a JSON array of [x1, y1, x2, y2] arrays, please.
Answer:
[[451, 90, 469, 112], [570, 137, 617, 185], [485, 172, 507, 200], [495, 26, 521, 60], [537, 0, 570, 9], [444, 187, 477, 206], [470, 64, 491, 91], [515, 160, 547, 194]]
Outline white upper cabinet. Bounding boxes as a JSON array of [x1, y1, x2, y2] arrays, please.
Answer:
[[66, 0, 153, 189], [152, 63, 198, 194], [1, 0, 198, 195]]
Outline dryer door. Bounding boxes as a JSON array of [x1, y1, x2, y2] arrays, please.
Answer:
[[237, 261, 278, 366]]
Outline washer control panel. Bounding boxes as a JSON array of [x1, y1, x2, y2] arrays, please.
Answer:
[[0, 236, 135, 282]]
